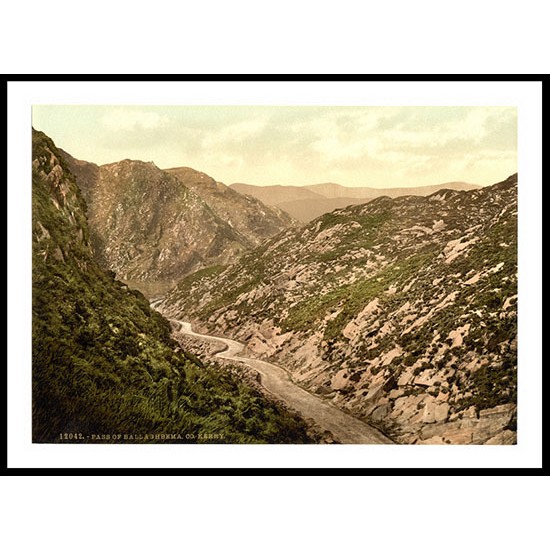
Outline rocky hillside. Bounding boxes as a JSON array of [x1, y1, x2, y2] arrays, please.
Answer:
[[163, 175, 518, 445], [231, 181, 481, 222], [32, 129, 316, 444], [61, 151, 252, 292], [166, 167, 294, 246]]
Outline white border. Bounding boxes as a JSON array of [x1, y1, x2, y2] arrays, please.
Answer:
[[7, 80, 542, 469]]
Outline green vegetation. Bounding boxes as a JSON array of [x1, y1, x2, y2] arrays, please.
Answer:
[[316, 210, 392, 262], [456, 353, 517, 412], [314, 201, 391, 232], [281, 246, 438, 339], [32, 130, 313, 444]]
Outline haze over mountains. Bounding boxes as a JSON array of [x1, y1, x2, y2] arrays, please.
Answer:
[[231, 181, 481, 222]]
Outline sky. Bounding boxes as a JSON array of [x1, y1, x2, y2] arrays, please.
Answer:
[[31, 105, 517, 188]]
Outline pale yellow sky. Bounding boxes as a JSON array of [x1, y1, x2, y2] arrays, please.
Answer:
[[31, 105, 517, 188]]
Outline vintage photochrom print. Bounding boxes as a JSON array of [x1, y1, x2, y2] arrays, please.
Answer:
[[31, 105, 517, 445]]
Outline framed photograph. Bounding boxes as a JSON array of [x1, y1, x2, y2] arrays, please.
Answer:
[[6, 76, 544, 472]]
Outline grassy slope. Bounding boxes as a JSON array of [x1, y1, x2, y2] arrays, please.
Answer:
[[32, 129, 313, 443]]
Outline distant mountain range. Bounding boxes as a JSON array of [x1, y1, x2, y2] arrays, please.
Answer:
[[230, 181, 481, 222]]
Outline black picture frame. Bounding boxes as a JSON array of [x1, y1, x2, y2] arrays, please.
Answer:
[[4, 74, 545, 475]]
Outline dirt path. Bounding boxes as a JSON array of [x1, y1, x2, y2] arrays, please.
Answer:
[[175, 320, 393, 444]]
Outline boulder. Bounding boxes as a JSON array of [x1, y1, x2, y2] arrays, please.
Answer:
[[364, 383, 385, 402], [393, 394, 424, 422], [331, 370, 350, 391], [422, 397, 439, 423], [414, 369, 436, 386], [434, 402, 449, 422], [420, 420, 474, 444], [417, 436, 446, 445], [388, 389, 404, 399], [484, 430, 517, 445], [414, 368, 452, 387], [397, 369, 415, 386], [435, 391, 449, 402], [371, 403, 391, 422]]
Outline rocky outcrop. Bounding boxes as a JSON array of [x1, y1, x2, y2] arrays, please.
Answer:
[[166, 167, 294, 246]]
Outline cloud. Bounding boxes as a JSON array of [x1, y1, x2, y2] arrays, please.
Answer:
[[100, 108, 170, 131], [202, 117, 268, 150], [482, 110, 517, 151], [32, 105, 517, 187]]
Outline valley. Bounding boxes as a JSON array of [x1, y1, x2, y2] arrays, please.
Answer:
[[167, 318, 392, 444], [31, 122, 518, 446]]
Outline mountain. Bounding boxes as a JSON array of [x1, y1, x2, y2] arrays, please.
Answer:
[[275, 197, 367, 222], [61, 153, 294, 296], [56, 154, 244, 295], [32, 128, 315, 444], [305, 181, 480, 199], [230, 181, 482, 222], [230, 182, 324, 204], [163, 175, 518, 445], [165, 167, 294, 246]]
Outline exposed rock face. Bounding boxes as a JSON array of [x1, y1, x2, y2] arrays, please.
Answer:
[[166, 167, 294, 246], [164, 175, 518, 444], [33, 139, 91, 266], [92, 159, 251, 283], [230, 181, 481, 222], [61, 153, 294, 293]]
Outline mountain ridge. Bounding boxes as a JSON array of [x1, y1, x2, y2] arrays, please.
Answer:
[[165, 166, 295, 246], [230, 181, 482, 222]]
